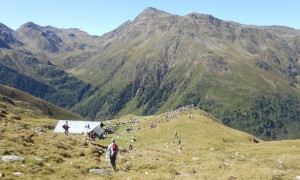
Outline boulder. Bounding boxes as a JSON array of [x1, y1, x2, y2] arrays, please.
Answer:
[[1, 155, 24, 162], [89, 169, 110, 176], [13, 172, 22, 176], [192, 157, 199, 161]]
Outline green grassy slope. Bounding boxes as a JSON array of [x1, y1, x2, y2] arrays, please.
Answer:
[[0, 84, 82, 120], [0, 109, 299, 179], [70, 9, 300, 140], [1, 8, 300, 140]]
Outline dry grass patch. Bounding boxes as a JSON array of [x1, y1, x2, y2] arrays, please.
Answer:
[[1, 109, 300, 179]]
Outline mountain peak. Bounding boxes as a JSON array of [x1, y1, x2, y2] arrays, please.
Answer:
[[143, 7, 161, 13], [19, 22, 41, 31], [136, 7, 174, 20]]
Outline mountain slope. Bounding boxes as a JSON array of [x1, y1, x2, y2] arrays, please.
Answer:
[[70, 7, 300, 140], [0, 7, 300, 140], [0, 61, 95, 109], [14, 22, 100, 70], [0, 84, 82, 119], [0, 108, 299, 179], [0, 25, 97, 109]]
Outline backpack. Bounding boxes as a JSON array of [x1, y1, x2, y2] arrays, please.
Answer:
[[111, 143, 117, 155], [62, 123, 68, 130]]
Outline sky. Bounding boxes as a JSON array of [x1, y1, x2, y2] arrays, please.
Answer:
[[0, 0, 299, 36]]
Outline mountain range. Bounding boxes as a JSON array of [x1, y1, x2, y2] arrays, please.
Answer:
[[0, 7, 299, 140]]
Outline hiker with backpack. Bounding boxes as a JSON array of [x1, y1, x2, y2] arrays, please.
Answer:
[[107, 138, 118, 171], [62, 121, 70, 136]]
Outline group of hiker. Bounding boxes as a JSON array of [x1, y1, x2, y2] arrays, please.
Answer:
[[62, 121, 101, 140], [62, 121, 119, 171], [61, 121, 184, 172], [61, 120, 184, 172]]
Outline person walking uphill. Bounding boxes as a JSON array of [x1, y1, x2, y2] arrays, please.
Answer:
[[62, 121, 70, 136], [107, 138, 118, 171]]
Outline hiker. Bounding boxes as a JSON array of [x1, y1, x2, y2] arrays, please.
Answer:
[[173, 130, 179, 144], [128, 144, 133, 150], [107, 138, 118, 171], [62, 121, 70, 136], [178, 139, 182, 153]]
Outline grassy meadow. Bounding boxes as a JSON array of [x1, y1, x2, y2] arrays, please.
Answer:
[[0, 109, 300, 179]]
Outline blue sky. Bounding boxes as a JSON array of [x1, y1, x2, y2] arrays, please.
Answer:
[[0, 0, 299, 36]]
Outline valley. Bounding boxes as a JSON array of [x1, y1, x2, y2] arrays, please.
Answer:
[[0, 7, 300, 140]]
